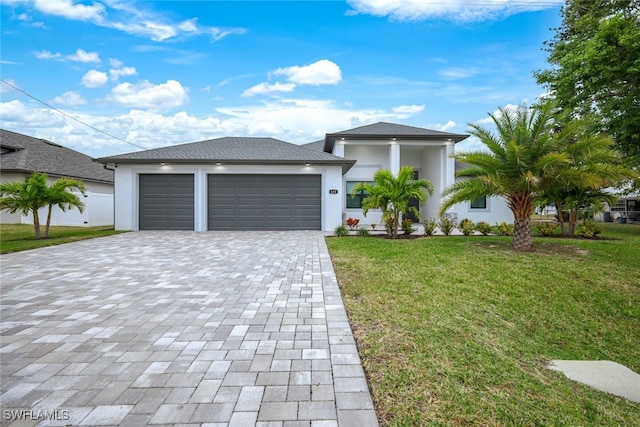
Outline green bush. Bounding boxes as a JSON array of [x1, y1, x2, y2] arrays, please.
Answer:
[[475, 221, 493, 236], [356, 227, 370, 237], [495, 221, 514, 236], [334, 224, 349, 237], [401, 219, 417, 235], [439, 216, 455, 236], [535, 221, 559, 237], [577, 220, 603, 238], [423, 218, 437, 236], [459, 219, 474, 236]]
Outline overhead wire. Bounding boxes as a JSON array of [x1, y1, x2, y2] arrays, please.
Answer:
[[0, 78, 146, 150]]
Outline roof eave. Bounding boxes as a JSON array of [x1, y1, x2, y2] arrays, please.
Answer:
[[323, 133, 469, 153]]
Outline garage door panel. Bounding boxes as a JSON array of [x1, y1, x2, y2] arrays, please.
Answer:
[[208, 174, 320, 230], [139, 174, 194, 230]]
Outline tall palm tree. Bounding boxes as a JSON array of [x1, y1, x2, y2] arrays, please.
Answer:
[[0, 172, 85, 240], [440, 103, 572, 250], [351, 166, 434, 238]]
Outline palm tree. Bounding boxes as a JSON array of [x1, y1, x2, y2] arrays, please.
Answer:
[[42, 177, 86, 238], [0, 172, 85, 240], [351, 166, 434, 238], [440, 103, 572, 250]]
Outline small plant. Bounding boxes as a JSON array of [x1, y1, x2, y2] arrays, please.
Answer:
[[459, 218, 474, 236], [475, 221, 493, 236], [346, 217, 360, 230], [535, 221, 559, 237], [356, 227, 370, 237], [334, 224, 349, 237], [423, 217, 437, 236], [577, 219, 603, 238], [495, 221, 514, 236], [401, 219, 417, 235], [439, 216, 455, 236], [371, 223, 377, 230]]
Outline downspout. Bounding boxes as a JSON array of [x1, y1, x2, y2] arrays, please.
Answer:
[[103, 163, 117, 229]]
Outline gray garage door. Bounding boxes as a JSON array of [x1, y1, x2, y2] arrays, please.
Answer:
[[139, 174, 194, 230], [208, 174, 321, 230]]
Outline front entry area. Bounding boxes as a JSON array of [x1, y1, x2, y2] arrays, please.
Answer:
[[207, 174, 321, 230]]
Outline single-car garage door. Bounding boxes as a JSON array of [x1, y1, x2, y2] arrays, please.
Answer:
[[139, 174, 194, 230], [208, 174, 321, 230]]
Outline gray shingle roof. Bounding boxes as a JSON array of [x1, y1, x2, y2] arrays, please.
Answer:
[[323, 121, 468, 153], [96, 137, 355, 172], [300, 140, 325, 152], [0, 129, 113, 184]]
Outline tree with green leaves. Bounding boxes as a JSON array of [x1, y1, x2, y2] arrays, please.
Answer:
[[535, 0, 640, 189], [0, 172, 86, 240], [351, 166, 434, 238], [441, 104, 576, 250], [535, 113, 636, 236]]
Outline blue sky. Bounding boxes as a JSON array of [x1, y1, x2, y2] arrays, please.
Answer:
[[0, 0, 563, 157]]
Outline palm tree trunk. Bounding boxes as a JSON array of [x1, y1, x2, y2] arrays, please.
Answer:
[[44, 205, 53, 239], [512, 216, 532, 250], [568, 209, 578, 237], [33, 209, 42, 240]]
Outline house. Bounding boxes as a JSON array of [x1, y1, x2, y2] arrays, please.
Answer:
[[96, 122, 513, 232], [0, 129, 114, 226]]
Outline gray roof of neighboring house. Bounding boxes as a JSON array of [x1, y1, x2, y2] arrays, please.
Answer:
[[323, 122, 469, 153], [301, 140, 325, 152], [96, 136, 356, 173], [0, 129, 113, 184]]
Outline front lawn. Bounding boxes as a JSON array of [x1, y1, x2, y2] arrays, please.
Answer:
[[327, 224, 640, 426], [0, 224, 125, 254]]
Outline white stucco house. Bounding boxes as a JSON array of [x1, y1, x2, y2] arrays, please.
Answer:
[[0, 129, 114, 226], [95, 122, 513, 232]]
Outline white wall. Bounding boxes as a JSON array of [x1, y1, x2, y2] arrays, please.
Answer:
[[112, 163, 344, 232], [452, 196, 513, 224]]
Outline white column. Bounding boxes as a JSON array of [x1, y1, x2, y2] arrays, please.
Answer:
[[389, 141, 400, 175], [333, 140, 345, 157], [444, 141, 455, 189]]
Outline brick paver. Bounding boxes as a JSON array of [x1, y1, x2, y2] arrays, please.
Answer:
[[0, 231, 378, 426]]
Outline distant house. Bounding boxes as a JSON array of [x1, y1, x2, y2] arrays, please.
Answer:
[[0, 129, 114, 226], [96, 122, 513, 232]]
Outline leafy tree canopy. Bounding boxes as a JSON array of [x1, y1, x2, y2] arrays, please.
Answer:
[[535, 0, 640, 176]]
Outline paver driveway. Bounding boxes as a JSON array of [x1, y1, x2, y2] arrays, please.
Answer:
[[0, 231, 378, 426]]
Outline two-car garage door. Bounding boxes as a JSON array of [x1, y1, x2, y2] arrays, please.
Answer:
[[139, 174, 321, 230]]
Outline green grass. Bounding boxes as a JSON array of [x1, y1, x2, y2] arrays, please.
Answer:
[[327, 224, 640, 426], [0, 224, 126, 254]]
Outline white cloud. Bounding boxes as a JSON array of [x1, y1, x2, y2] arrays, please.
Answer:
[[52, 91, 86, 106], [33, 0, 105, 21], [0, 79, 19, 94], [392, 104, 425, 114], [109, 65, 137, 81], [107, 79, 188, 109], [274, 59, 342, 85], [439, 67, 480, 79], [67, 48, 101, 64], [35, 48, 101, 63], [81, 70, 108, 88], [427, 120, 457, 132], [242, 82, 297, 97], [347, 0, 564, 22]]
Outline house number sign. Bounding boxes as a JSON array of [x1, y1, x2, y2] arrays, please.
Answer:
[[329, 189, 338, 194]]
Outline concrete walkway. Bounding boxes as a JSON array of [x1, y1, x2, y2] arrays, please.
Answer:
[[0, 231, 378, 426]]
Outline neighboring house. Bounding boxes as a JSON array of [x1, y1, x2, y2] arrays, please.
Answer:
[[0, 129, 114, 226], [96, 122, 513, 232]]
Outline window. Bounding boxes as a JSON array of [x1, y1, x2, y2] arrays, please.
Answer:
[[470, 196, 487, 209], [346, 181, 373, 208]]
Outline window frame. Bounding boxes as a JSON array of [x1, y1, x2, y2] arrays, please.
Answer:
[[346, 181, 374, 209], [470, 196, 488, 210]]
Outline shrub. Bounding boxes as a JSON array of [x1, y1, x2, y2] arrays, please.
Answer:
[[439, 216, 455, 236], [401, 219, 417, 235], [577, 220, 603, 238], [475, 221, 493, 236], [459, 218, 474, 236], [495, 222, 514, 236], [423, 217, 437, 236], [334, 224, 349, 237], [356, 227, 370, 237], [346, 217, 360, 230], [535, 221, 559, 237]]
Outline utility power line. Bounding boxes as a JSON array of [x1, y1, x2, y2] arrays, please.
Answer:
[[0, 78, 146, 150]]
